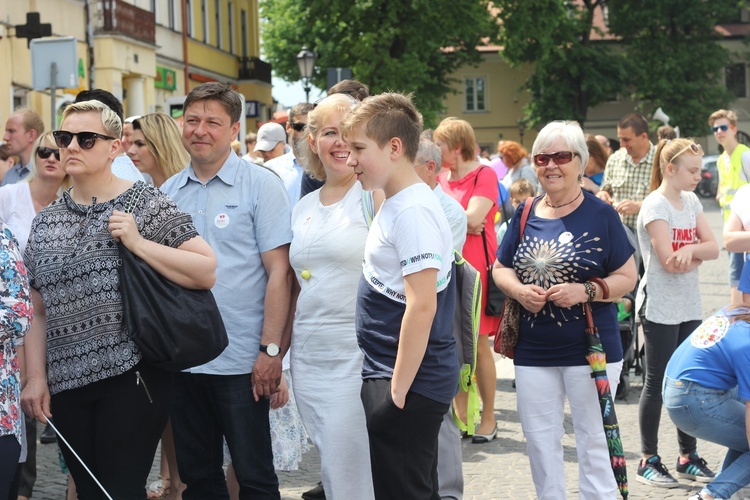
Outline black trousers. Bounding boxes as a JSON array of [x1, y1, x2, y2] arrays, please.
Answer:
[[361, 378, 448, 500], [639, 317, 701, 456], [50, 363, 172, 500]]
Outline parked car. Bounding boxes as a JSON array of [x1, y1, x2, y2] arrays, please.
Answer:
[[697, 154, 719, 198]]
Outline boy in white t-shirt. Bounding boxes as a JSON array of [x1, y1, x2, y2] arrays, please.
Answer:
[[341, 93, 457, 499]]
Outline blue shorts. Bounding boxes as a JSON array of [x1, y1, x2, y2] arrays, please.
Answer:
[[735, 252, 748, 290]]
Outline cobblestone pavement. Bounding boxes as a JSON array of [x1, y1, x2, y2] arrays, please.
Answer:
[[29, 198, 748, 499]]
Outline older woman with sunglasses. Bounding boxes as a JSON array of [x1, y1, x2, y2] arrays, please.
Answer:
[[20, 100, 216, 499], [493, 121, 637, 499]]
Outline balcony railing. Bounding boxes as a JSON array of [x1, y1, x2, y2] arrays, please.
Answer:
[[239, 57, 272, 84], [95, 0, 156, 45]]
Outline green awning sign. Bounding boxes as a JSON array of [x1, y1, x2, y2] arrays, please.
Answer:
[[155, 66, 177, 90]]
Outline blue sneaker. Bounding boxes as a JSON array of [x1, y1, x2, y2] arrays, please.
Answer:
[[636, 455, 679, 488], [676, 452, 715, 483]]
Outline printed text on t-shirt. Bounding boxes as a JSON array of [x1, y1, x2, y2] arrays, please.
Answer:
[[672, 227, 696, 251]]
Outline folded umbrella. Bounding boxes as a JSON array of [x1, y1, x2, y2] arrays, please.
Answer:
[[584, 300, 628, 499]]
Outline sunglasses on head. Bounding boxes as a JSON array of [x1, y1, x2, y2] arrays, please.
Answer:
[[290, 122, 306, 132], [669, 142, 703, 163], [711, 124, 730, 133], [36, 147, 60, 160], [53, 130, 116, 150], [533, 151, 579, 167]]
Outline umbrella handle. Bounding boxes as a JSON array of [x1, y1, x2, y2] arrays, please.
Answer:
[[588, 277, 610, 300], [583, 302, 595, 329]]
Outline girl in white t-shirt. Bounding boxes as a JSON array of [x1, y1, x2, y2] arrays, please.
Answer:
[[635, 138, 719, 488]]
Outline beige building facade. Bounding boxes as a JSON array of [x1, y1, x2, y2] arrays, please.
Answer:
[[1, 0, 272, 135]]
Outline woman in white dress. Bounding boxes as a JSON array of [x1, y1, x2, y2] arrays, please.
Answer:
[[288, 93, 377, 499]]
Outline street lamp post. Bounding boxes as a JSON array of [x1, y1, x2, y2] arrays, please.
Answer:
[[296, 46, 316, 103]]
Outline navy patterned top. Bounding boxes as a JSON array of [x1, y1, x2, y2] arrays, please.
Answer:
[[497, 191, 634, 366], [24, 182, 198, 394]]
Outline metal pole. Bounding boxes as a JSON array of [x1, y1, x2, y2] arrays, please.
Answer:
[[304, 79, 310, 103], [50, 62, 58, 130]]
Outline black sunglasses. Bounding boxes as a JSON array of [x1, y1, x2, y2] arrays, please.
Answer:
[[290, 122, 306, 132], [533, 151, 579, 167], [36, 147, 60, 161], [711, 124, 730, 133], [53, 130, 116, 150]]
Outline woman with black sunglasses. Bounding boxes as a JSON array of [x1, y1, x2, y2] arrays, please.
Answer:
[[0, 132, 68, 257], [493, 121, 637, 499], [20, 99, 217, 499]]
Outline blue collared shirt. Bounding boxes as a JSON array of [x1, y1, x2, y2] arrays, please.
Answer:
[[161, 152, 292, 375], [1, 161, 30, 186]]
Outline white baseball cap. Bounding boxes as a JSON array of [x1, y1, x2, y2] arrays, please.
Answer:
[[254, 122, 287, 152]]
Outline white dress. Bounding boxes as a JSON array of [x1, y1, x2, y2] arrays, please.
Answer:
[[289, 181, 374, 500]]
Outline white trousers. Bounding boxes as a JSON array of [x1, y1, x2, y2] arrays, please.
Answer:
[[515, 362, 623, 500]]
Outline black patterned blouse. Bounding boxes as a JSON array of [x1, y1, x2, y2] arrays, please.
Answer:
[[23, 182, 198, 394]]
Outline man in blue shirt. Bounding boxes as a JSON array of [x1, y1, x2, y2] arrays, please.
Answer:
[[162, 82, 292, 499], [2, 109, 43, 185]]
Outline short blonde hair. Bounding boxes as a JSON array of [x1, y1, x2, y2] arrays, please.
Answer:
[[298, 94, 357, 180], [433, 117, 476, 162], [61, 100, 122, 138], [132, 113, 189, 179], [708, 109, 738, 127]]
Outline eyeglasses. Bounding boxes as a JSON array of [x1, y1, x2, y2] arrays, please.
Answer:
[[533, 151, 579, 167], [711, 124, 730, 133], [290, 122, 306, 132], [53, 130, 116, 150], [669, 143, 703, 163], [36, 147, 60, 160], [413, 161, 429, 168]]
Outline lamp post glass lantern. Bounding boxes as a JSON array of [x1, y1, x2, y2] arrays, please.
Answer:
[[297, 46, 316, 103]]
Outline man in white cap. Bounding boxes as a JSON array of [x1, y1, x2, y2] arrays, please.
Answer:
[[254, 122, 287, 163]]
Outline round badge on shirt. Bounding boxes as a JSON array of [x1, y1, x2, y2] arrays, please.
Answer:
[[215, 213, 230, 229]]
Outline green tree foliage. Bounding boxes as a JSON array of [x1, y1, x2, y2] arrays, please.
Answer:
[[260, 0, 499, 126], [496, 0, 628, 128], [607, 0, 740, 137]]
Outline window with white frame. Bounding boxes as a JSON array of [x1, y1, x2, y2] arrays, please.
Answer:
[[215, 0, 222, 49], [465, 76, 487, 112], [168, 0, 175, 29], [228, 1, 234, 54], [202, 0, 208, 43], [186, 0, 193, 36]]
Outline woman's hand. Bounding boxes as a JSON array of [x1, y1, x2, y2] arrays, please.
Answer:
[[21, 377, 52, 423], [666, 245, 695, 272], [546, 283, 587, 309], [516, 284, 547, 313], [108, 210, 143, 250], [269, 374, 290, 410]]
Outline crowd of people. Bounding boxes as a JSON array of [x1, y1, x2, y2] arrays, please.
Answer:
[[0, 78, 748, 500]]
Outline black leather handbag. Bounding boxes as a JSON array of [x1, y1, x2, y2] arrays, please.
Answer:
[[118, 184, 228, 371]]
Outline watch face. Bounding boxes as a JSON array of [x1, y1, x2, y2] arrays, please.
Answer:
[[265, 343, 280, 356]]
